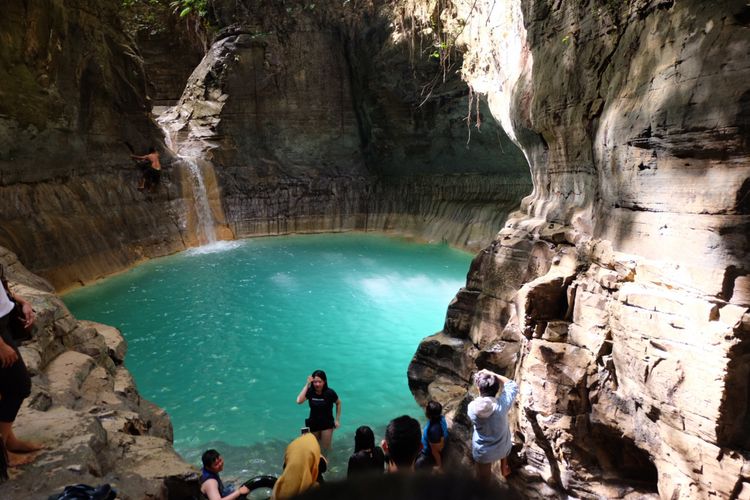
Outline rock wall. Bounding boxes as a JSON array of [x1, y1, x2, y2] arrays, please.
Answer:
[[158, 1, 532, 252], [409, 0, 750, 498], [0, 0, 194, 291], [128, 4, 206, 107], [0, 247, 197, 498], [1, 0, 532, 290]]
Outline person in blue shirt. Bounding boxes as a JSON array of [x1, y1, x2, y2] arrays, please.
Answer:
[[467, 369, 519, 483], [415, 401, 448, 471]]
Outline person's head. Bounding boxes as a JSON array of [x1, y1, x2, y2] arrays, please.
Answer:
[[383, 415, 422, 470], [354, 426, 376, 453], [474, 372, 500, 397], [201, 449, 223, 472], [311, 370, 328, 392], [425, 401, 442, 424], [273, 433, 322, 499]]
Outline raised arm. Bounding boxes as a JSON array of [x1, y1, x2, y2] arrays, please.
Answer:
[[477, 368, 511, 385], [478, 369, 518, 413], [296, 376, 312, 404]]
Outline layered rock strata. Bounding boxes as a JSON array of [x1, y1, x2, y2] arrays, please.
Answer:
[[409, 0, 750, 498], [0, 0, 192, 290], [157, 2, 532, 252], [1, 0, 531, 290], [0, 247, 197, 498]]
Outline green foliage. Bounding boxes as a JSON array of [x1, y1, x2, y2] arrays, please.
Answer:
[[169, 0, 208, 18], [120, 0, 208, 22], [120, 0, 168, 34]]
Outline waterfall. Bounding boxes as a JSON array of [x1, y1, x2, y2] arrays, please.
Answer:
[[182, 156, 217, 244], [157, 120, 217, 245]]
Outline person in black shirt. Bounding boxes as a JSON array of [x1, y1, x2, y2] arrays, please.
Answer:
[[347, 426, 385, 477], [296, 369, 341, 452]]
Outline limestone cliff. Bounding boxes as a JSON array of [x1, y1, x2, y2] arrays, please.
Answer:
[[409, 0, 750, 498], [0, 0, 191, 290], [0, 247, 197, 498], [157, 1, 531, 252], [1, 0, 531, 289]]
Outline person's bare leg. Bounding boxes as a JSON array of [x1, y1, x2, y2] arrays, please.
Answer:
[[0, 421, 42, 453], [312, 430, 322, 442], [7, 450, 40, 466], [501, 457, 511, 477], [318, 428, 333, 452], [476, 461, 493, 483]]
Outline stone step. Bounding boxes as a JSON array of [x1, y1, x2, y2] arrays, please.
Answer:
[[44, 351, 97, 408]]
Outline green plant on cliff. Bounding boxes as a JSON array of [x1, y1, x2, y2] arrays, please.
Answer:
[[120, 0, 165, 33], [168, 0, 208, 18], [120, 0, 212, 51], [120, 0, 210, 28]]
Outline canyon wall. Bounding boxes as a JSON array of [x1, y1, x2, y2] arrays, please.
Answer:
[[0, 0, 195, 291], [0, 0, 531, 290], [3, 0, 748, 498], [158, 1, 531, 252], [409, 0, 750, 498]]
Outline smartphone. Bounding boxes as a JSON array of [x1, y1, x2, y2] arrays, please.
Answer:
[[301, 427, 310, 435]]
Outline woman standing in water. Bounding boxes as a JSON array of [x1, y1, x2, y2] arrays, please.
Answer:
[[296, 370, 341, 452]]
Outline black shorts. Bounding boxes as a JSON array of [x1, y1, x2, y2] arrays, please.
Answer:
[[145, 168, 161, 184], [0, 315, 31, 422], [306, 417, 335, 433]]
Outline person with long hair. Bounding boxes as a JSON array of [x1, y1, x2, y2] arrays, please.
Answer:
[[347, 426, 385, 477], [296, 370, 341, 452]]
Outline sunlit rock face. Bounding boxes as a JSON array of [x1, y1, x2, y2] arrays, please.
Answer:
[[0, 0, 190, 290], [0, 0, 532, 288], [0, 248, 197, 498], [159, 1, 531, 252], [410, 0, 750, 498]]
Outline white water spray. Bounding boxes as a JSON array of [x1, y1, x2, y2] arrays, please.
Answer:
[[157, 120, 217, 245], [182, 156, 217, 244]]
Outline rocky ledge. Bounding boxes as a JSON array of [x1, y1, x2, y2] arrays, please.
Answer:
[[409, 0, 750, 498], [0, 247, 197, 499]]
